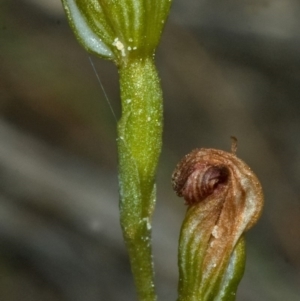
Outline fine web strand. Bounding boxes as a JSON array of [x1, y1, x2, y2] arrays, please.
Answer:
[[88, 56, 117, 122]]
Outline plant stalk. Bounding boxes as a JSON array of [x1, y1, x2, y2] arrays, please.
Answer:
[[117, 56, 163, 301]]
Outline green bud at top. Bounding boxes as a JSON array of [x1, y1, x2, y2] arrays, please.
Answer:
[[61, 0, 172, 65]]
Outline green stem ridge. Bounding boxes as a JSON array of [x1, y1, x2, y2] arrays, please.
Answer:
[[118, 57, 163, 301]]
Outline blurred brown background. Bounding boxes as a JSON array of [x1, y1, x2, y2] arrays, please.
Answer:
[[1, 0, 300, 300]]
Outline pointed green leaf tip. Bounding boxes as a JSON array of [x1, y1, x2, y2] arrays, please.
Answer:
[[61, 0, 173, 64]]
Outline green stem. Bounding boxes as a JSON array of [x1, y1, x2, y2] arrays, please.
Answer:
[[117, 57, 163, 301]]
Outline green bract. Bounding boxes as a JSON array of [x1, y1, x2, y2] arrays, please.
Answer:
[[61, 0, 172, 64]]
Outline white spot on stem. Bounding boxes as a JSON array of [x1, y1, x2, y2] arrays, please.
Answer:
[[142, 217, 151, 230], [112, 37, 126, 57]]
